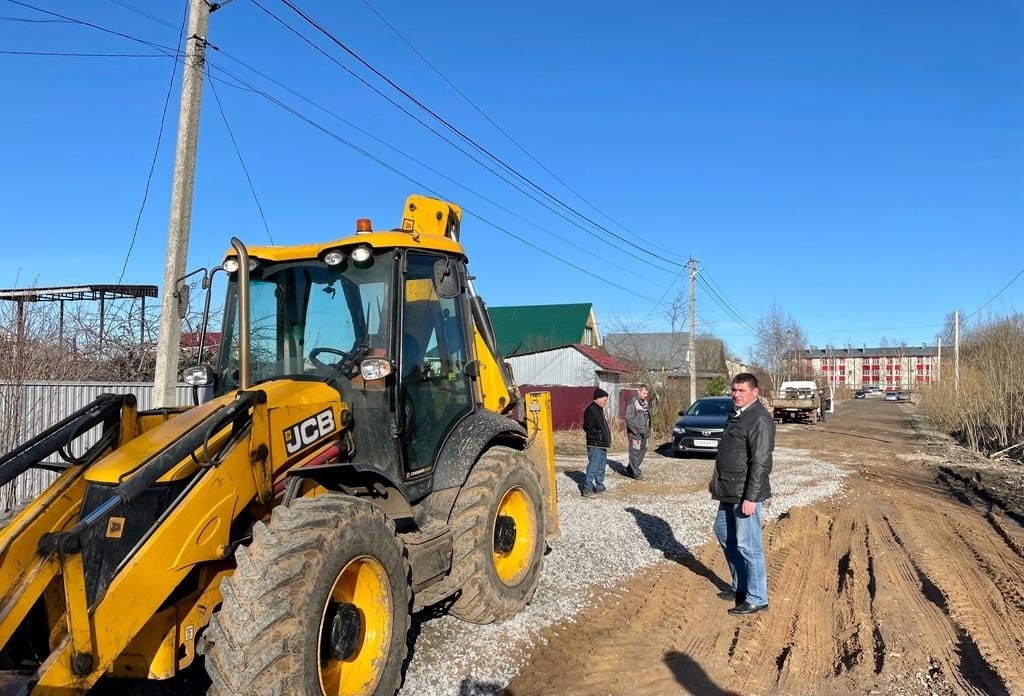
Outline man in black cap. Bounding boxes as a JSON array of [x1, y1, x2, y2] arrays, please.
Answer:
[[581, 387, 612, 498]]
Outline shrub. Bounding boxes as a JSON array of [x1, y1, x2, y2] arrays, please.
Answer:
[[920, 315, 1024, 457]]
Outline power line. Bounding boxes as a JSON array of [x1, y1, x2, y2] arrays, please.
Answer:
[[200, 59, 660, 303], [640, 269, 686, 324], [0, 14, 70, 23], [274, 0, 682, 268], [356, 0, 670, 257], [104, 0, 180, 31], [0, 49, 167, 57], [10, 0, 671, 302], [207, 57, 663, 281], [700, 270, 761, 332], [696, 274, 765, 340], [964, 266, 1024, 321], [115, 0, 188, 285], [6, 0, 178, 54], [249, 0, 677, 275], [207, 66, 274, 244]]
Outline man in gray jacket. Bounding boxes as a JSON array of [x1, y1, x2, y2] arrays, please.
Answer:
[[709, 373, 774, 616], [624, 385, 651, 480]]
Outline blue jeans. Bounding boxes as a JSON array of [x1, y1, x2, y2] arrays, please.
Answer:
[[583, 446, 607, 491], [714, 501, 768, 606]]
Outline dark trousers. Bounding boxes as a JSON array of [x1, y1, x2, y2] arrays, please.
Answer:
[[628, 435, 647, 473]]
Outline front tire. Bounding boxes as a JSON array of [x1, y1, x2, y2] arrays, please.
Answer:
[[447, 446, 546, 624], [205, 496, 411, 696]]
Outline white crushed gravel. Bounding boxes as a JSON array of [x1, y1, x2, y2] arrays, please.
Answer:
[[398, 446, 850, 695]]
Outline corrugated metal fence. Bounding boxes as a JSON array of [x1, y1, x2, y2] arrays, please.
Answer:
[[521, 385, 638, 430], [0, 381, 193, 511]]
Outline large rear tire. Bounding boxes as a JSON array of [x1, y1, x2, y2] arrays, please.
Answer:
[[447, 446, 546, 624], [205, 496, 411, 696]]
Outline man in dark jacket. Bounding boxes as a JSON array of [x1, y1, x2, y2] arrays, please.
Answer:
[[709, 373, 774, 615], [581, 387, 612, 498]]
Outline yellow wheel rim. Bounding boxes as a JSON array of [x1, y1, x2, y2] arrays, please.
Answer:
[[318, 556, 392, 696], [492, 486, 537, 586]]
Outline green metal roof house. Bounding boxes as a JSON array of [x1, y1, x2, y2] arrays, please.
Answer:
[[487, 303, 600, 356]]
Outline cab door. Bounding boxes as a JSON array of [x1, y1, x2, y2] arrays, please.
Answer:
[[399, 252, 474, 477]]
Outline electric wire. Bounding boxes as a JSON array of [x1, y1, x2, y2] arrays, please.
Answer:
[[207, 66, 274, 244], [73, 0, 678, 280], [250, 0, 677, 275], [964, 266, 1024, 322], [356, 0, 670, 256], [274, 0, 682, 268], [0, 49, 166, 57], [639, 269, 686, 325], [696, 274, 768, 341], [699, 270, 762, 336], [11, 0, 667, 301], [201, 60, 660, 303], [115, 0, 188, 285], [6, 0, 178, 54], [205, 54, 667, 280], [0, 14, 71, 23], [104, 0, 180, 31]]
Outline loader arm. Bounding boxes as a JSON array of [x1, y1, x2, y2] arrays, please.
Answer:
[[0, 391, 265, 694]]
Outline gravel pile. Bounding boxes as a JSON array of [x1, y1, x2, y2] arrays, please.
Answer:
[[399, 447, 850, 695]]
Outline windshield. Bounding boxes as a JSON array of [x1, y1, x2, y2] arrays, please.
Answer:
[[215, 254, 393, 392], [686, 399, 733, 417]]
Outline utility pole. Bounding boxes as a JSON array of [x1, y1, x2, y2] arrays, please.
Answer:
[[953, 310, 960, 396], [688, 257, 698, 405], [153, 0, 212, 407], [937, 337, 942, 383]]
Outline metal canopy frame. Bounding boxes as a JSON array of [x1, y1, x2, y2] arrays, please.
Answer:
[[0, 284, 158, 348]]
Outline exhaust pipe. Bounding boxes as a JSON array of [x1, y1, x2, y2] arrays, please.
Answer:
[[230, 237, 252, 391]]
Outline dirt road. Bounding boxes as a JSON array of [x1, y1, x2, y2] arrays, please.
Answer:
[[502, 398, 1024, 696]]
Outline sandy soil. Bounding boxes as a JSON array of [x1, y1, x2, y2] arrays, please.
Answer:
[[501, 398, 1024, 696]]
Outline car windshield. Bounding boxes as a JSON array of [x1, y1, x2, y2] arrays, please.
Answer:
[[685, 399, 733, 416]]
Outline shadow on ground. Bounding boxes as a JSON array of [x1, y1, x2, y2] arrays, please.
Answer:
[[626, 507, 730, 592], [664, 650, 741, 695]]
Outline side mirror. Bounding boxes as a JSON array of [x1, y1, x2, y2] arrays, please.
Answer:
[[182, 364, 214, 387], [432, 258, 460, 299], [678, 410, 686, 416]]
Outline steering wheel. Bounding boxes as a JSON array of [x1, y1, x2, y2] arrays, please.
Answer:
[[309, 347, 353, 370]]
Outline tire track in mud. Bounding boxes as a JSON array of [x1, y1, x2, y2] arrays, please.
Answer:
[[921, 514, 1022, 694], [925, 473, 1024, 694], [882, 509, 1015, 696]]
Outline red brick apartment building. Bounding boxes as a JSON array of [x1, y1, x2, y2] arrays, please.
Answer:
[[793, 346, 942, 391]]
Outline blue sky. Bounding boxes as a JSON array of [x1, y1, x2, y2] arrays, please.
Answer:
[[1, 1, 1021, 360]]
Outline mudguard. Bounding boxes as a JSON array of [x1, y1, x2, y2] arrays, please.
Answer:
[[431, 410, 526, 491]]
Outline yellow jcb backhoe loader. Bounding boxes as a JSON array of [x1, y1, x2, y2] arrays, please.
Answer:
[[0, 195, 557, 695]]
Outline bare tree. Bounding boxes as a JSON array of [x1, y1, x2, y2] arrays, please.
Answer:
[[749, 300, 806, 394], [605, 295, 727, 437]]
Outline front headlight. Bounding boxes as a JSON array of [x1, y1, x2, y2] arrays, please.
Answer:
[[672, 426, 684, 435], [359, 358, 392, 381]]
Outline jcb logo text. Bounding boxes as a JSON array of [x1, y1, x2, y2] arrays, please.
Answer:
[[284, 409, 336, 455]]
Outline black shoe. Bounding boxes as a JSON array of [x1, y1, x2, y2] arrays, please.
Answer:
[[716, 589, 747, 604], [728, 601, 768, 616], [594, 483, 607, 493]]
